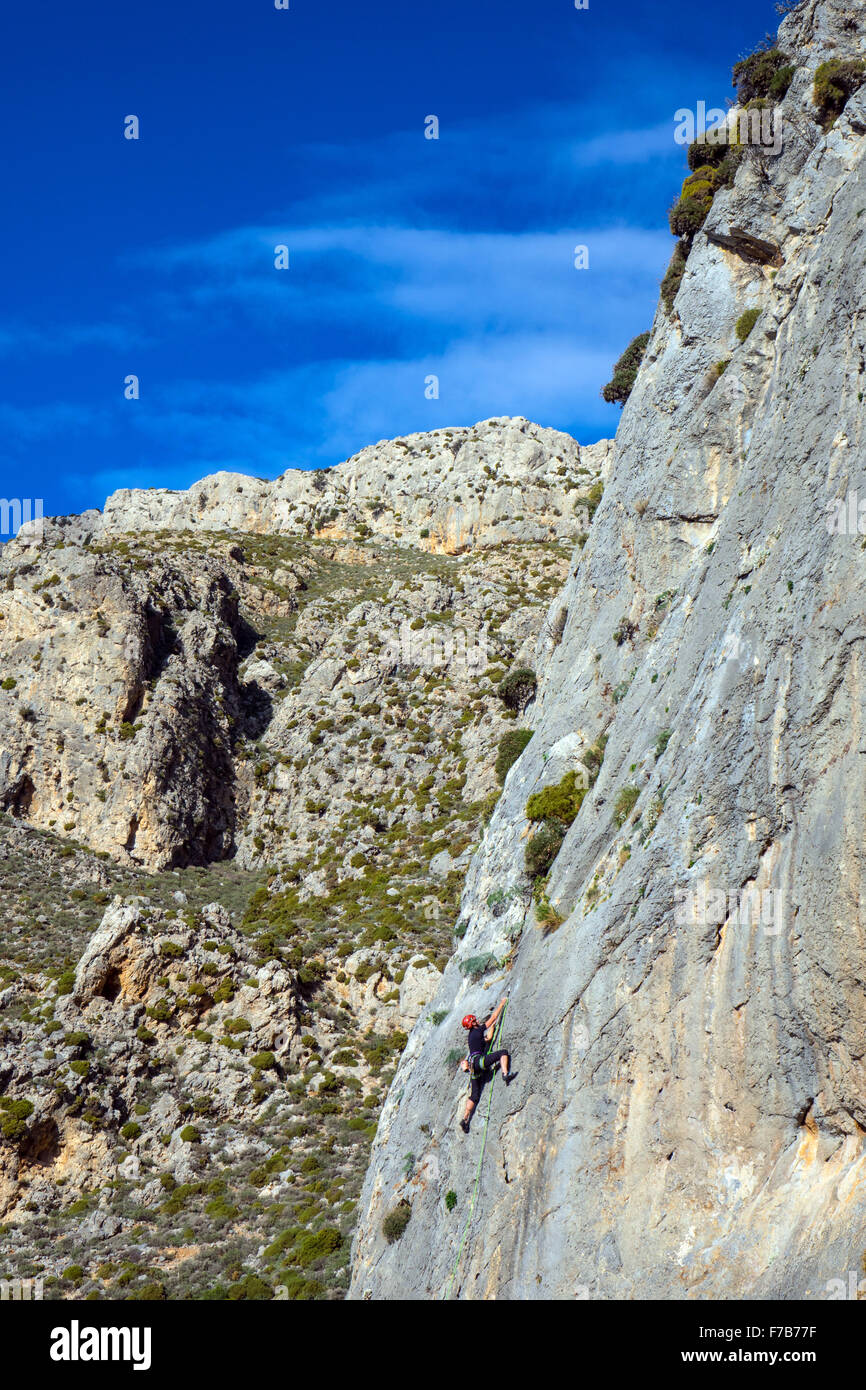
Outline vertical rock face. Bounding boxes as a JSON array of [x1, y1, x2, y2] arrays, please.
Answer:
[[349, 4, 866, 1299]]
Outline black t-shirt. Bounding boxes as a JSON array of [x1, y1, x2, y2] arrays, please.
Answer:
[[467, 1024, 487, 1057]]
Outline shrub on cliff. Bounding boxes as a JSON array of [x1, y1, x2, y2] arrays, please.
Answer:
[[732, 46, 794, 104], [382, 1202, 411, 1244], [0, 1097, 34, 1140], [813, 59, 866, 128], [497, 668, 537, 712], [496, 729, 533, 783], [687, 137, 728, 171], [661, 243, 688, 314], [736, 308, 761, 343], [602, 332, 651, 406], [669, 189, 714, 239], [526, 770, 586, 826], [580, 733, 608, 783], [613, 785, 640, 828], [525, 820, 567, 878], [460, 953, 498, 981]]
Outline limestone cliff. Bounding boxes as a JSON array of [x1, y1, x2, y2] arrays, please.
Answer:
[[349, 1, 866, 1300]]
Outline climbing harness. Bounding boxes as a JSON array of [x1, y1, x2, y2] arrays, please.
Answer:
[[442, 999, 509, 1300], [466, 1049, 487, 1079]]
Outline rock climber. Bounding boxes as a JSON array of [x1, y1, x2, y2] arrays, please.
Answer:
[[458, 997, 516, 1133]]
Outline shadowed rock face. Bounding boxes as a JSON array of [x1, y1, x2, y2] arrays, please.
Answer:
[[348, 5, 866, 1300]]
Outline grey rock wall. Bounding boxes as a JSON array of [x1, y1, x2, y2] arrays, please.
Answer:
[[349, 3, 866, 1300]]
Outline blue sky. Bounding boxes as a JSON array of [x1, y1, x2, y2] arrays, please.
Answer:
[[0, 0, 782, 520]]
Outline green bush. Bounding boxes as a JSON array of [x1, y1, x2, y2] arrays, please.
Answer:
[[56, 969, 76, 997], [146, 997, 173, 1023], [120, 1121, 142, 1141], [680, 174, 717, 200], [526, 769, 586, 827], [524, 820, 566, 878], [382, 1203, 411, 1244], [179, 1125, 201, 1143], [613, 785, 641, 828], [0, 1097, 34, 1140], [459, 952, 498, 981], [736, 308, 761, 343], [813, 59, 866, 128], [668, 190, 714, 239], [294, 1227, 342, 1267], [495, 729, 533, 784], [733, 47, 794, 104], [655, 729, 673, 760], [497, 668, 537, 712], [445, 1190, 457, 1212], [602, 332, 650, 406], [251, 1051, 277, 1070], [687, 138, 728, 171]]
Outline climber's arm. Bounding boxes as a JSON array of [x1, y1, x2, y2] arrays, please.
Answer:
[[484, 998, 507, 1039]]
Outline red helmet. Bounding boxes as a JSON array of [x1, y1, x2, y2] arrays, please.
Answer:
[[462, 1014, 478, 1029]]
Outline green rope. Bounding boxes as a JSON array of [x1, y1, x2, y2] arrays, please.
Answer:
[[442, 999, 508, 1301]]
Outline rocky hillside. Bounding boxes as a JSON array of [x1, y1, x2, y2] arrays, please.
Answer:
[[0, 418, 605, 1299], [98, 417, 611, 554], [349, 1, 866, 1300]]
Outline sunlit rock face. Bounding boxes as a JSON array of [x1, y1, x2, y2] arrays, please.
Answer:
[[349, 3, 866, 1300]]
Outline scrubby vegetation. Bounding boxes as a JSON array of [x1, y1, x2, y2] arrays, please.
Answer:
[[813, 58, 866, 129], [495, 729, 533, 784], [732, 45, 795, 105], [525, 770, 586, 827], [613, 785, 641, 828], [382, 1202, 411, 1244], [525, 821, 567, 879], [602, 333, 651, 407], [736, 309, 761, 343], [497, 668, 537, 713]]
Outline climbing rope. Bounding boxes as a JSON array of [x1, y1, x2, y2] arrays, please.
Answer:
[[442, 999, 508, 1300]]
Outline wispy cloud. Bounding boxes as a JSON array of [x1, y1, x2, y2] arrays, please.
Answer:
[[0, 322, 144, 356]]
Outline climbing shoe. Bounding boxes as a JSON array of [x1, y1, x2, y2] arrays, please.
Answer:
[[460, 1119, 471, 1134], [504, 1071, 518, 1086]]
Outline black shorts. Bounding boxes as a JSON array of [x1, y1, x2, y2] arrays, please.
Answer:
[[469, 1048, 507, 1104]]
